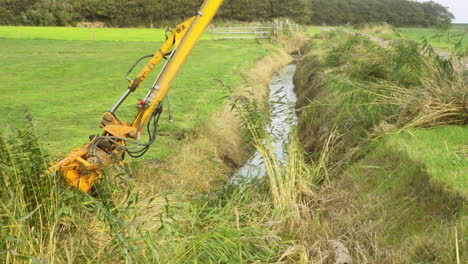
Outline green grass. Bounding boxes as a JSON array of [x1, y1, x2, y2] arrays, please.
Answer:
[[338, 138, 466, 263], [307, 26, 323, 37], [0, 26, 215, 42], [399, 26, 467, 49], [371, 25, 468, 50], [388, 126, 468, 194], [0, 29, 271, 159]]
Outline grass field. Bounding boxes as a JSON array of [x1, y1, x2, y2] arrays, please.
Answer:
[[0, 26, 192, 42], [380, 24, 468, 50], [0, 28, 271, 159], [307, 26, 322, 36], [398, 26, 467, 50]]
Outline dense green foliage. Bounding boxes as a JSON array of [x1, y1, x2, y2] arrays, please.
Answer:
[[310, 0, 454, 26], [0, 0, 311, 26], [0, 0, 453, 27]]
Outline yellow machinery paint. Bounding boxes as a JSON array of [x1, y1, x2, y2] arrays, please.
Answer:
[[49, 0, 224, 193]]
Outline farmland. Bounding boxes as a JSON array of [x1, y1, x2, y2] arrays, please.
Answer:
[[310, 24, 468, 52], [0, 26, 218, 42], [0, 26, 270, 158]]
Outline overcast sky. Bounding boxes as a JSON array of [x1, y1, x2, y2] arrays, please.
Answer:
[[416, 0, 468, 23]]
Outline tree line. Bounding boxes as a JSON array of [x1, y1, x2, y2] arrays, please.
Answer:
[[0, 0, 453, 27], [310, 0, 454, 27]]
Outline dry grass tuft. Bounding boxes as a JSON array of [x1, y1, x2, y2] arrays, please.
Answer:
[[373, 62, 468, 131]]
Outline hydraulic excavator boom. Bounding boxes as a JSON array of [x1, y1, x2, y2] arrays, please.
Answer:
[[49, 0, 224, 193]]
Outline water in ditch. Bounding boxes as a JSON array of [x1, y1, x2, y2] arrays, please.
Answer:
[[232, 64, 298, 183]]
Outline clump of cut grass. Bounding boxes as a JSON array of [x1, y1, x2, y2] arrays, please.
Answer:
[[147, 186, 294, 263], [278, 32, 310, 55]]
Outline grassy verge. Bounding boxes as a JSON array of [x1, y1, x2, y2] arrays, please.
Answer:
[[307, 26, 323, 37], [398, 26, 468, 50]]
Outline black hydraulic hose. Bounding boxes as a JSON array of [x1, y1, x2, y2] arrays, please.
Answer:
[[125, 54, 154, 77], [125, 52, 173, 79], [126, 105, 163, 158]]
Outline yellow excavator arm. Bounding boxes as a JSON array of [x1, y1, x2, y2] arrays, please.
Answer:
[[49, 0, 224, 193]]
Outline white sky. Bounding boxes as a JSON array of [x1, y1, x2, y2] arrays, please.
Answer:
[[416, 0, 468, 23]]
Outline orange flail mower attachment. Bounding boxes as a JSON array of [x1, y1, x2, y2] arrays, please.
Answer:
[[48, 140, 117, 193]]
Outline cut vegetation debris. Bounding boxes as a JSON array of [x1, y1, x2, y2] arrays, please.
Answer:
[[297, 30, 467, 160]]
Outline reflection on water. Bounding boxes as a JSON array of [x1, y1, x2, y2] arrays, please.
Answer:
[[232, 64, 297, 183]]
